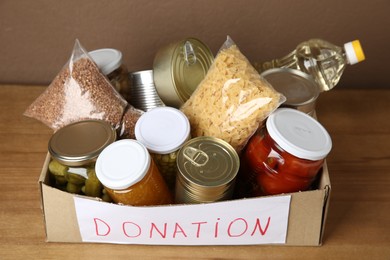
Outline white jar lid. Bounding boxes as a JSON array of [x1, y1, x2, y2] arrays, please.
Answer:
[[135, 107, 190, 154], [89, 48, 122, 75], [266, 108, 332, 160], [95, 139, 151, 190]]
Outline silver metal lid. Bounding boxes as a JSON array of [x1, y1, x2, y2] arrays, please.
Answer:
[[261, 68, 320, 114]]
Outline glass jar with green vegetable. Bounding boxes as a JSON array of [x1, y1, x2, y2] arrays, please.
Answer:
[[48, 120, 117, 201], [135, 107, 191, 191]]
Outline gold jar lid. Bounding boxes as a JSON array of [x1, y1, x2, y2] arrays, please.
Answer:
[[48, 120, 117, 166]]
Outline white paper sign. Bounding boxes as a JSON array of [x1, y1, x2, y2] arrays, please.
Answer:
[[74, 195, 291, 245]]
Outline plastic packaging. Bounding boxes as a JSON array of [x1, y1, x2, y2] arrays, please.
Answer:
[[239, 108, 332, 196], [180, 36, 285, 153], [254, 39, 365, 91], [24, 39, 143, 139], [89, 48, 131, 102], [95, 139, 173, 206]]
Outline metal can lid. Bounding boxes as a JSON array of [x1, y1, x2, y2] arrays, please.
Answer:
[[261, 68, 320, 107], [153, 38, 214, 107], [95, 139, 151, 190], [266, 108, 332, 160], [48, 120, 117, 166], [177, 136, 239, 188], [89, 48, 123, 75], [135, 107, 190, 154]]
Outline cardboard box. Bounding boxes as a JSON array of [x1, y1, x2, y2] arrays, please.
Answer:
[[38, 153, 331, 246]]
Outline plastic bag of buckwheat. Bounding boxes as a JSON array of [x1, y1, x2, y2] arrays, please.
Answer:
[[24, 39, 143, 137]]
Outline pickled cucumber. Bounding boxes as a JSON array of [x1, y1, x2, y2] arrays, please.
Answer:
[[101, 188, 113, 202], [65, 171, 86, 185], [48, 160, 68, 177], [84, 168, 103, 197], [66, 182, 83, 194]]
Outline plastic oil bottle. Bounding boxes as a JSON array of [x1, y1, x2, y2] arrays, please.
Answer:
[[254, 39, 365, 91]]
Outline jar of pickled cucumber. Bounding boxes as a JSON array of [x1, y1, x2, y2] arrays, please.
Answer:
[[95, 139, 173, 206], [135, 107, 191, 191], [48, 120, 117, 202], [89, 48, 131, 101]]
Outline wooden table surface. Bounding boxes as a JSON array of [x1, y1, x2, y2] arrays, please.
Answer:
[[1, 85, 389, 259]]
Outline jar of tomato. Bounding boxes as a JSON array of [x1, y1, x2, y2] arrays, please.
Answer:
[[95, 139, 173, 206], [241, 108, 332, 196]]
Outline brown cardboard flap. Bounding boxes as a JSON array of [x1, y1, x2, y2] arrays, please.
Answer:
[[39, 154, 331, 246]]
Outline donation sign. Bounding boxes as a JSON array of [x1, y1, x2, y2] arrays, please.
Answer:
[[74, 195, 291, 245]]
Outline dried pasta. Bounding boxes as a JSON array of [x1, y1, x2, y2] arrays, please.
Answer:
[[180, 39, 284, 153]]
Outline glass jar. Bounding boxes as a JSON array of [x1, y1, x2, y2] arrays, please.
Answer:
[[95, 139, 173, 206], [48, 120, 117, 201], [89, 48, 131, 101], [241, 108, 332, 196], [135, 107, 190, 191]]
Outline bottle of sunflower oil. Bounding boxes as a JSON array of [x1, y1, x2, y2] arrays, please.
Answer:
[[254, 39, 365, 91]]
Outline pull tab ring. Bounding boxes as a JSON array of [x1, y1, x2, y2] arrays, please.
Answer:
[[184, 41, 197, 66], [183, 147, 208, 167]]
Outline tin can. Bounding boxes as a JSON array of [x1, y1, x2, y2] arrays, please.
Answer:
[[48, 120, 116, 200], [128, 70, 165, 112], [89, 48, 131, 101], [175, 136, 239, 204], [135, 107, 190, 191], [261, 68, 320, 116], [153, 38, 214, 108]]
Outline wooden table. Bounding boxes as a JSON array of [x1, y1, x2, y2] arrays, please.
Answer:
[[1, 85, 389, 259]]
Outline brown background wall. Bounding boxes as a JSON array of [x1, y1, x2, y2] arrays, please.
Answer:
[[0, 0, 389, 89]]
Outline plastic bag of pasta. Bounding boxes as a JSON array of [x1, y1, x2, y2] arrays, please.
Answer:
[[180, 36, 285, 153], [24, 39, 143, 138]]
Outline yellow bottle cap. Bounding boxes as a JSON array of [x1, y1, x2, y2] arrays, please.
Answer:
[[344, 40, 365, 65], [352, 40, 365, 62]]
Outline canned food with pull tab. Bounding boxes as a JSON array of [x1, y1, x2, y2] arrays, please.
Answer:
[[175, 136, 239, 204]]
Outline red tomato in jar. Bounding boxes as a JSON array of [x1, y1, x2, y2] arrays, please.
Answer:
[[243, 126, 326, 196]]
